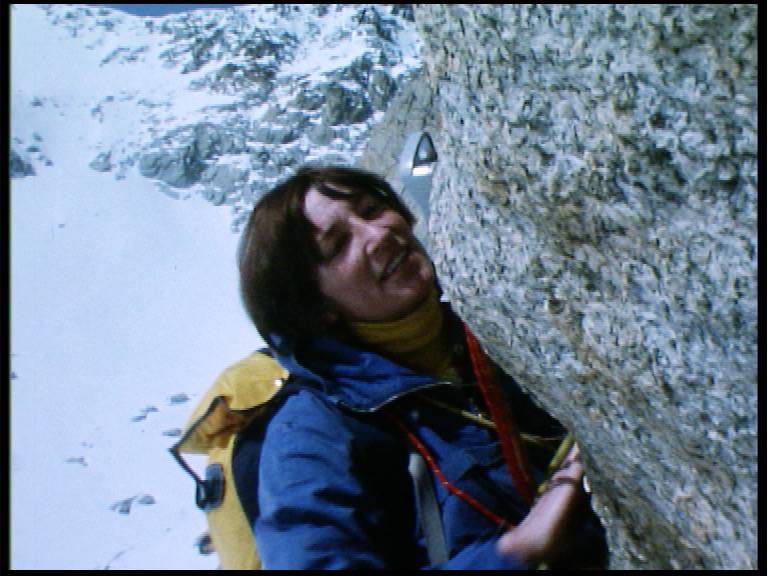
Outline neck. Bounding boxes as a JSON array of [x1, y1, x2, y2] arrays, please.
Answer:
[[348, 287, 456, 379]]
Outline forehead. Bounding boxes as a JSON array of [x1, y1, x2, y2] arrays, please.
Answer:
[[303, 184, 365, 228]]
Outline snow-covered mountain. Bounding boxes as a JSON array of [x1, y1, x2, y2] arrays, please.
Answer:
[[10, 4, 422, 569], [11, 3, 423, 231]]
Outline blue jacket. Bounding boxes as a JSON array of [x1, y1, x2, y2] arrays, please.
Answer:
[[232, 314, 602, 569]]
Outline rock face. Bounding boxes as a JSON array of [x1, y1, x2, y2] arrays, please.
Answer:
[[410, 4, 757, 569]]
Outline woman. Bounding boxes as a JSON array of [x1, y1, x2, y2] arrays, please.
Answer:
[[235, 165, 607, 569]]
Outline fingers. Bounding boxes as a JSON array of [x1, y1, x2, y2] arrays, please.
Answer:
[[558, 444, 582, 471], [499, 442, 590, 566], [547, 443, 584, 488]]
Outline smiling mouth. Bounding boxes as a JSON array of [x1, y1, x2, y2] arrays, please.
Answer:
[[381, 249, 409, 281]]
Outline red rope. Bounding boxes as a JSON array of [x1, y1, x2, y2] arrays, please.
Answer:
[[463, 324, 535, 505], [386, 412, 512, 529]]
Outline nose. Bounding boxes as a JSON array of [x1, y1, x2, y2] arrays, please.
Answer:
[[351, 215, 394, 259]]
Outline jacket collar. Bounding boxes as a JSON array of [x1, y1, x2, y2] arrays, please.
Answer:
[[268, 291, 470, 412], [273, 335, 441, 412]]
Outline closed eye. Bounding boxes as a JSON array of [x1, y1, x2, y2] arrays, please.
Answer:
[[323, 232, 348, 260], [358, 197, 384, 219]]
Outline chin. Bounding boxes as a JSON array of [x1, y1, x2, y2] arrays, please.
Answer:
[[401, 278, 436, 315]]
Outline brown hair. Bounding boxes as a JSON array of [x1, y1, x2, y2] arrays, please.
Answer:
[[238, 165, 414, 349]]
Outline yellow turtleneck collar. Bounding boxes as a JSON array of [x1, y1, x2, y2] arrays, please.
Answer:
[[348, 286, 457, 380]]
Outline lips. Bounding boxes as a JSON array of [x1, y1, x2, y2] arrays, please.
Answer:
[[381, 248, 409, 281]]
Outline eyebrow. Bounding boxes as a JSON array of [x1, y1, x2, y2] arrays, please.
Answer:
[[314, 188, 367, 245]]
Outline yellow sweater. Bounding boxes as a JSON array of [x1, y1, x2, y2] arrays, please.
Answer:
[[348, 287, 457, 380]]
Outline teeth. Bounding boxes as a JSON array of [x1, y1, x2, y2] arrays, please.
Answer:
[[383, 251, 406, 279]]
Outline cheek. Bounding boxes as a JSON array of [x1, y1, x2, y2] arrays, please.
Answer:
[[316, 267, 338, 300], [410, 249, 434, 280], [317, 262, 361, 304]]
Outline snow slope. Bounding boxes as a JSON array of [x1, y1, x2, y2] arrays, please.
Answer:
[[10, 3, 422, 567], [11, 149, 250, 570], [10, 4, 262, 569]]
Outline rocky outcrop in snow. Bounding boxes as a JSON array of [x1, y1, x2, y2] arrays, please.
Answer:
[[129, 4, 422, 231], [11, 149, 36, 178], [12, 4, 422, 233], [11, 131, 52, 178]]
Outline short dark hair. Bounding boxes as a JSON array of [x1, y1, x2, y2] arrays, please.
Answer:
[[238, 165, 414, 349]]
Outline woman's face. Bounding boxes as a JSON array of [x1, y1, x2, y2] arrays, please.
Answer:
[[304, 184, 435, 323]]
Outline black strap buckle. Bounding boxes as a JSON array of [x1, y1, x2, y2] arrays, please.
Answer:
[[195, 463, 224, 511]]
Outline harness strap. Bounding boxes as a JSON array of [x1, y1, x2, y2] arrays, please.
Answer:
[[387, 412, 512, 531], [464, 325, 536, 505], [408, 451, 449, 565]]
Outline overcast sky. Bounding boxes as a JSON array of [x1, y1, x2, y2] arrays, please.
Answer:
[[90, 4, 242, 17]]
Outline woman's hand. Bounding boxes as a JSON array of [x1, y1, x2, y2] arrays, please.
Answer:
[[495, 443, 586, 566]]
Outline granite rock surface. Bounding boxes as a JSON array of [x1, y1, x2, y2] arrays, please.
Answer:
[[406, 4, 757, 569]]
